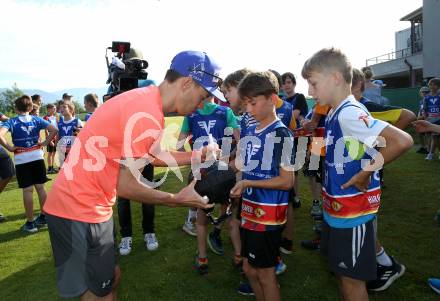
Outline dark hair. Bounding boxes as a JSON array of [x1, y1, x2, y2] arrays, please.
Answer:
[[223, 68, 252, 88], [31, 94, 41, 101], [361, 67, 373, 80], [46, 103, 55, 109], [281, 72, 296, 85], [15, 95, 33, 112], [164, 69, 183, 83], [352, 68, 366, 92], [30, 104, 40, 115], [238, 71, 279, 99], [302, 47, 352, 84], [84, 93, 99, 108], [268, 69, 282, 88]]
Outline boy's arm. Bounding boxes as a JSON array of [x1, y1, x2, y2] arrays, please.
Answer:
[[393, 109, 416, 130], [40, 124, 58, 147], [230, 168, 294, 198], [342, 124, 413, 191], [230, 128, 295, 197], [0, 127, 16, 152]]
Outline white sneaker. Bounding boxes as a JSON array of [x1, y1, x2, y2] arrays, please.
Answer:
[[145, 233, 159, 251], [426, 153, 433, 161], [182, 220, 197, 237], [119, 237, 132, 256]]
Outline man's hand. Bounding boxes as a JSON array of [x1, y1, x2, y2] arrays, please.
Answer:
[[230, 180, 248, 199], [341, 170, 372, 193], [200, 143, 221, 161], [49, 141, 55, 147], [174, 179, 214, 209], [413, 120, 440, 134]]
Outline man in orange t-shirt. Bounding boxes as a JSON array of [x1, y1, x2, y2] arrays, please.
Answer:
[[44, 51, 226, 300]]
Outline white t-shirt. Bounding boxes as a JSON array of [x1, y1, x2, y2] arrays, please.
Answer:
[[328, 95, 388, 148]]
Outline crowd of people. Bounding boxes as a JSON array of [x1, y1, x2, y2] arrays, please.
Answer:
[[0, 48, 439, 301]]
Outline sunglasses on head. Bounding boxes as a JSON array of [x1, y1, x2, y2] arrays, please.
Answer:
[[188, 67, 223, 89]]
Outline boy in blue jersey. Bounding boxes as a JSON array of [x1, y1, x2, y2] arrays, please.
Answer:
[[57, 100, 83, 163], [302, 48, 413, 301], [422, 78, 440, 161], [83, 93, 99, 122], [230, 71, 295, 301], [178, 96, 240, 274], [0, 95, 58, 233], [43, 104, 58, 174]]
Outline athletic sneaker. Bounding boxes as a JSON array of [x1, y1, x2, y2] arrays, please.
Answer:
[[292, 197, 301, 209], [21, 221, 38, 234], [208, 230, 224, 255], [238, 282, 254, 296], [182, 220, 197, 237], [279, 238, 293, 255], [195, 257, 209, 275], [367, 256, 406, 291], [144, 233, 159, 251], [428, 278, 440, 295], [275, 259, 287, 275], [0, 213, 5, 223], [34, 214, 47, 228], [425, 153, 433, 161], [119, 237, 132, 256], [310, 199, 322, 218], [301, 239, 321, 250]]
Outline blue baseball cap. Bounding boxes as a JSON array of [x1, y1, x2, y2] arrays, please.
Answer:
[[170, 51, 227, 102]]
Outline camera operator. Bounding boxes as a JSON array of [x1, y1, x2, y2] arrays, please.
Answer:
[[106, 47, 162, 255], [44, 50, 226, 300]]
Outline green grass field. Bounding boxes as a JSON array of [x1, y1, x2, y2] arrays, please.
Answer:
[[0, 117, 439, 300]]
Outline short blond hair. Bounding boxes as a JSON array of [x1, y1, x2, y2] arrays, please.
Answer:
[[302, 47, 352, 84]]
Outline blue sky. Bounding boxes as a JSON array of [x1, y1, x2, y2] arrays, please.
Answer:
[[0, 0, 422, 93]]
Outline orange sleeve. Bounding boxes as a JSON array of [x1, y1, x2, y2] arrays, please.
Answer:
[[314, 104, 330, 116]]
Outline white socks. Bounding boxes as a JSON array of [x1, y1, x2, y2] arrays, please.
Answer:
[[376, 247, 393, 266], [187, 209, 197, 222]]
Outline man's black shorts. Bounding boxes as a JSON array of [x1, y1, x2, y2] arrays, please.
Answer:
[[240, 227, 282, 268], [47, 214, 117, 298], [320, 219, 377, 281], [0, 156, 15, 180], [15, 159, 48, 188]]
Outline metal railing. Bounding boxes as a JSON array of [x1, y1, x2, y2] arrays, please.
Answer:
[[366, 40, 423, 66]]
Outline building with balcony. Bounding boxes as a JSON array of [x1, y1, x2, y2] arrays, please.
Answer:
[[366, 0, 440, 88]]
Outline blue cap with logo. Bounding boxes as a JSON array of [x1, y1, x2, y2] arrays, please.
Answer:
[[170, 51, 226, 102]]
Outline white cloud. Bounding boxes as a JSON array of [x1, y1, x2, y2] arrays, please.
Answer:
[[0, 0, 422, 94]]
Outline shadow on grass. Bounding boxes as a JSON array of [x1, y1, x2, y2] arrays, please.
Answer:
[[0, 260, 62, 301], [0, 224, 48, 245]]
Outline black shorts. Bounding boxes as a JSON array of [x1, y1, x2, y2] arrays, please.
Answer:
[[47, 214, 117, 298], [47, 144, 57, 153], [0, 156, 15, 180], [240, 227, 282, 268], [320, 219, 377, 281], [15, 159, 48, 188]]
